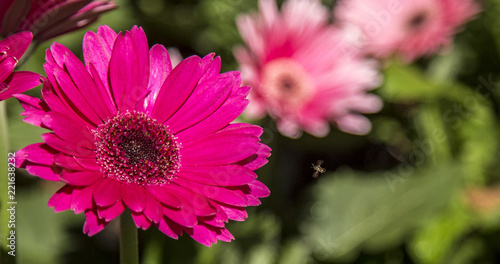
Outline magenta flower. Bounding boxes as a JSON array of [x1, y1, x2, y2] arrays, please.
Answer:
[[235, 0, 382, 137], [15, 25, 271, 246], [0, 31, 42, 101], [0, 0, 117, 43], [334, 0, 480, 62]]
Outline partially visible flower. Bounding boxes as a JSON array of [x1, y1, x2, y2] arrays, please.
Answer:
[[0, 31, 42, 101], [235, 0, 382, 137], [334, 0, 480, 62], [15, 25, 270, 246], [0, 0, 117, 43]]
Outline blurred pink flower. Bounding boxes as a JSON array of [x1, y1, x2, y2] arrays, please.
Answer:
[[235, 0, 382, 137], [334, 0, 480, 62], [15, 25, 270, 246], [0, 31, 42, 100], [0, 0, 117, 43]]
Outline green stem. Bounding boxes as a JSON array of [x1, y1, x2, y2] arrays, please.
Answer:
[[120, 209, 139, 264], [0, 101, 11, 256]]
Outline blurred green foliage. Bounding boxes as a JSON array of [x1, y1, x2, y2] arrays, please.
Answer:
[[3, 0, 500, 263]]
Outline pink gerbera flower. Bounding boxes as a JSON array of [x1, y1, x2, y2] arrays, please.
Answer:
[[0, 0, 117, 43], [15, 25, 271, 246], [235, 0, 382, 137], [334, 0, 480, 61], [0, 31, 42, 101]]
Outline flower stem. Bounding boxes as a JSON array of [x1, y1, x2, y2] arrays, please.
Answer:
[[120, 209, 139, 264]]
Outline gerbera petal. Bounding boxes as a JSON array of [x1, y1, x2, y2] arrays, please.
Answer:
[[70, 184, 97, 214], [42, 111, 94, 145], [97, 199, 126, 222], [178, 165, 256, 186], [175, 86, 250, 142], [93, 178, 121, 207], [25, 164, 60, 181], [131, 211, 151, 230], [166, 72, 234, 134], [150, 55, 203, 124], [15, 143, 57, 167], [217, 203, 248, 221], [157, 217, 181, 239], [42, 133, 94, 158], [109, 28, 149, 111], [167, 186, 217, 217], [0, 31, 32, 60], [0, 71, 42, 100], [163, 204, 198, 228], [174, 178, 248, 207], [143, 194, 163, 224], [182, 134, 260, 166], [83, 208, 108, 236], [120, 183, 147, 213], [54, 154, 86, 170], [143, 44, 172, 112], [61, 170, 102, 186], [145, 185, 182, 209], [48, 185, 74, 212]]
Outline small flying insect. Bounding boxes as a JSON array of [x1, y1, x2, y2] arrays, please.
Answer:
[[311, 160, 326, 178]]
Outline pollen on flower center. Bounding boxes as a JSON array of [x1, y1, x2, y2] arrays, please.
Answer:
[[261, 58, 313, 112], [93, 111, 181, 186]]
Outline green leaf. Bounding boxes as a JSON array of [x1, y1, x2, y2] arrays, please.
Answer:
[[302, 164, 461, 262]]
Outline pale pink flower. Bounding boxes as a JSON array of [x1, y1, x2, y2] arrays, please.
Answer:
[[15, 25, 270, 246], [0, 0, 117, 43], [235, 0, 382, 137], [334, 0, 480, 61], [0, 31, 42, 100]]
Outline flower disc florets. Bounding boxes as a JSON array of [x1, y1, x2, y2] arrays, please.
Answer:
[[93, 111, 181, 186]]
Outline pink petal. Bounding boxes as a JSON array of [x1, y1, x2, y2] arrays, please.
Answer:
[[217, 203, 248, 221], [157, 217, 181, 239], [15, 143, 57, 167], [143, 194, 163, 224], [0, 71, 42, 100], [93, 178, 121, 207], [163, 204, 198, 228], [97, 199, 125, 222], [70, 184, 97, 214], [50, 42, 113, 121], [0, 31, 32, 60], [168, 187, 217, 217], [54, 154, 86, 171], [145, 185, 182, 209], [0, 57, 16, 83], [182, 134, 260, 166], [150, 56, 203, 124], [60, 170, 102, 186], [120, 184, 147, 213], [42, 111, 94, 146], [48, 185, 74, 212], [190, 224, 218, 247], [174, 178, 248, 207], [50, 58, 102, 125], [74, 157, 100, 171], [108, 29, 149, 111], [166, 72, 234, 134], [131, 211, 151, 230], [83, 208, 108, 236], [25, 164, 61, 181], [175, 86, 250, 142], [143, 44, 172, 111], [41, 133, 94, 158], [177, 165, 256, 186]]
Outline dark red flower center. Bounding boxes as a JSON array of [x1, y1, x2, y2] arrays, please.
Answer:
[[93, 111, 181, 186]]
